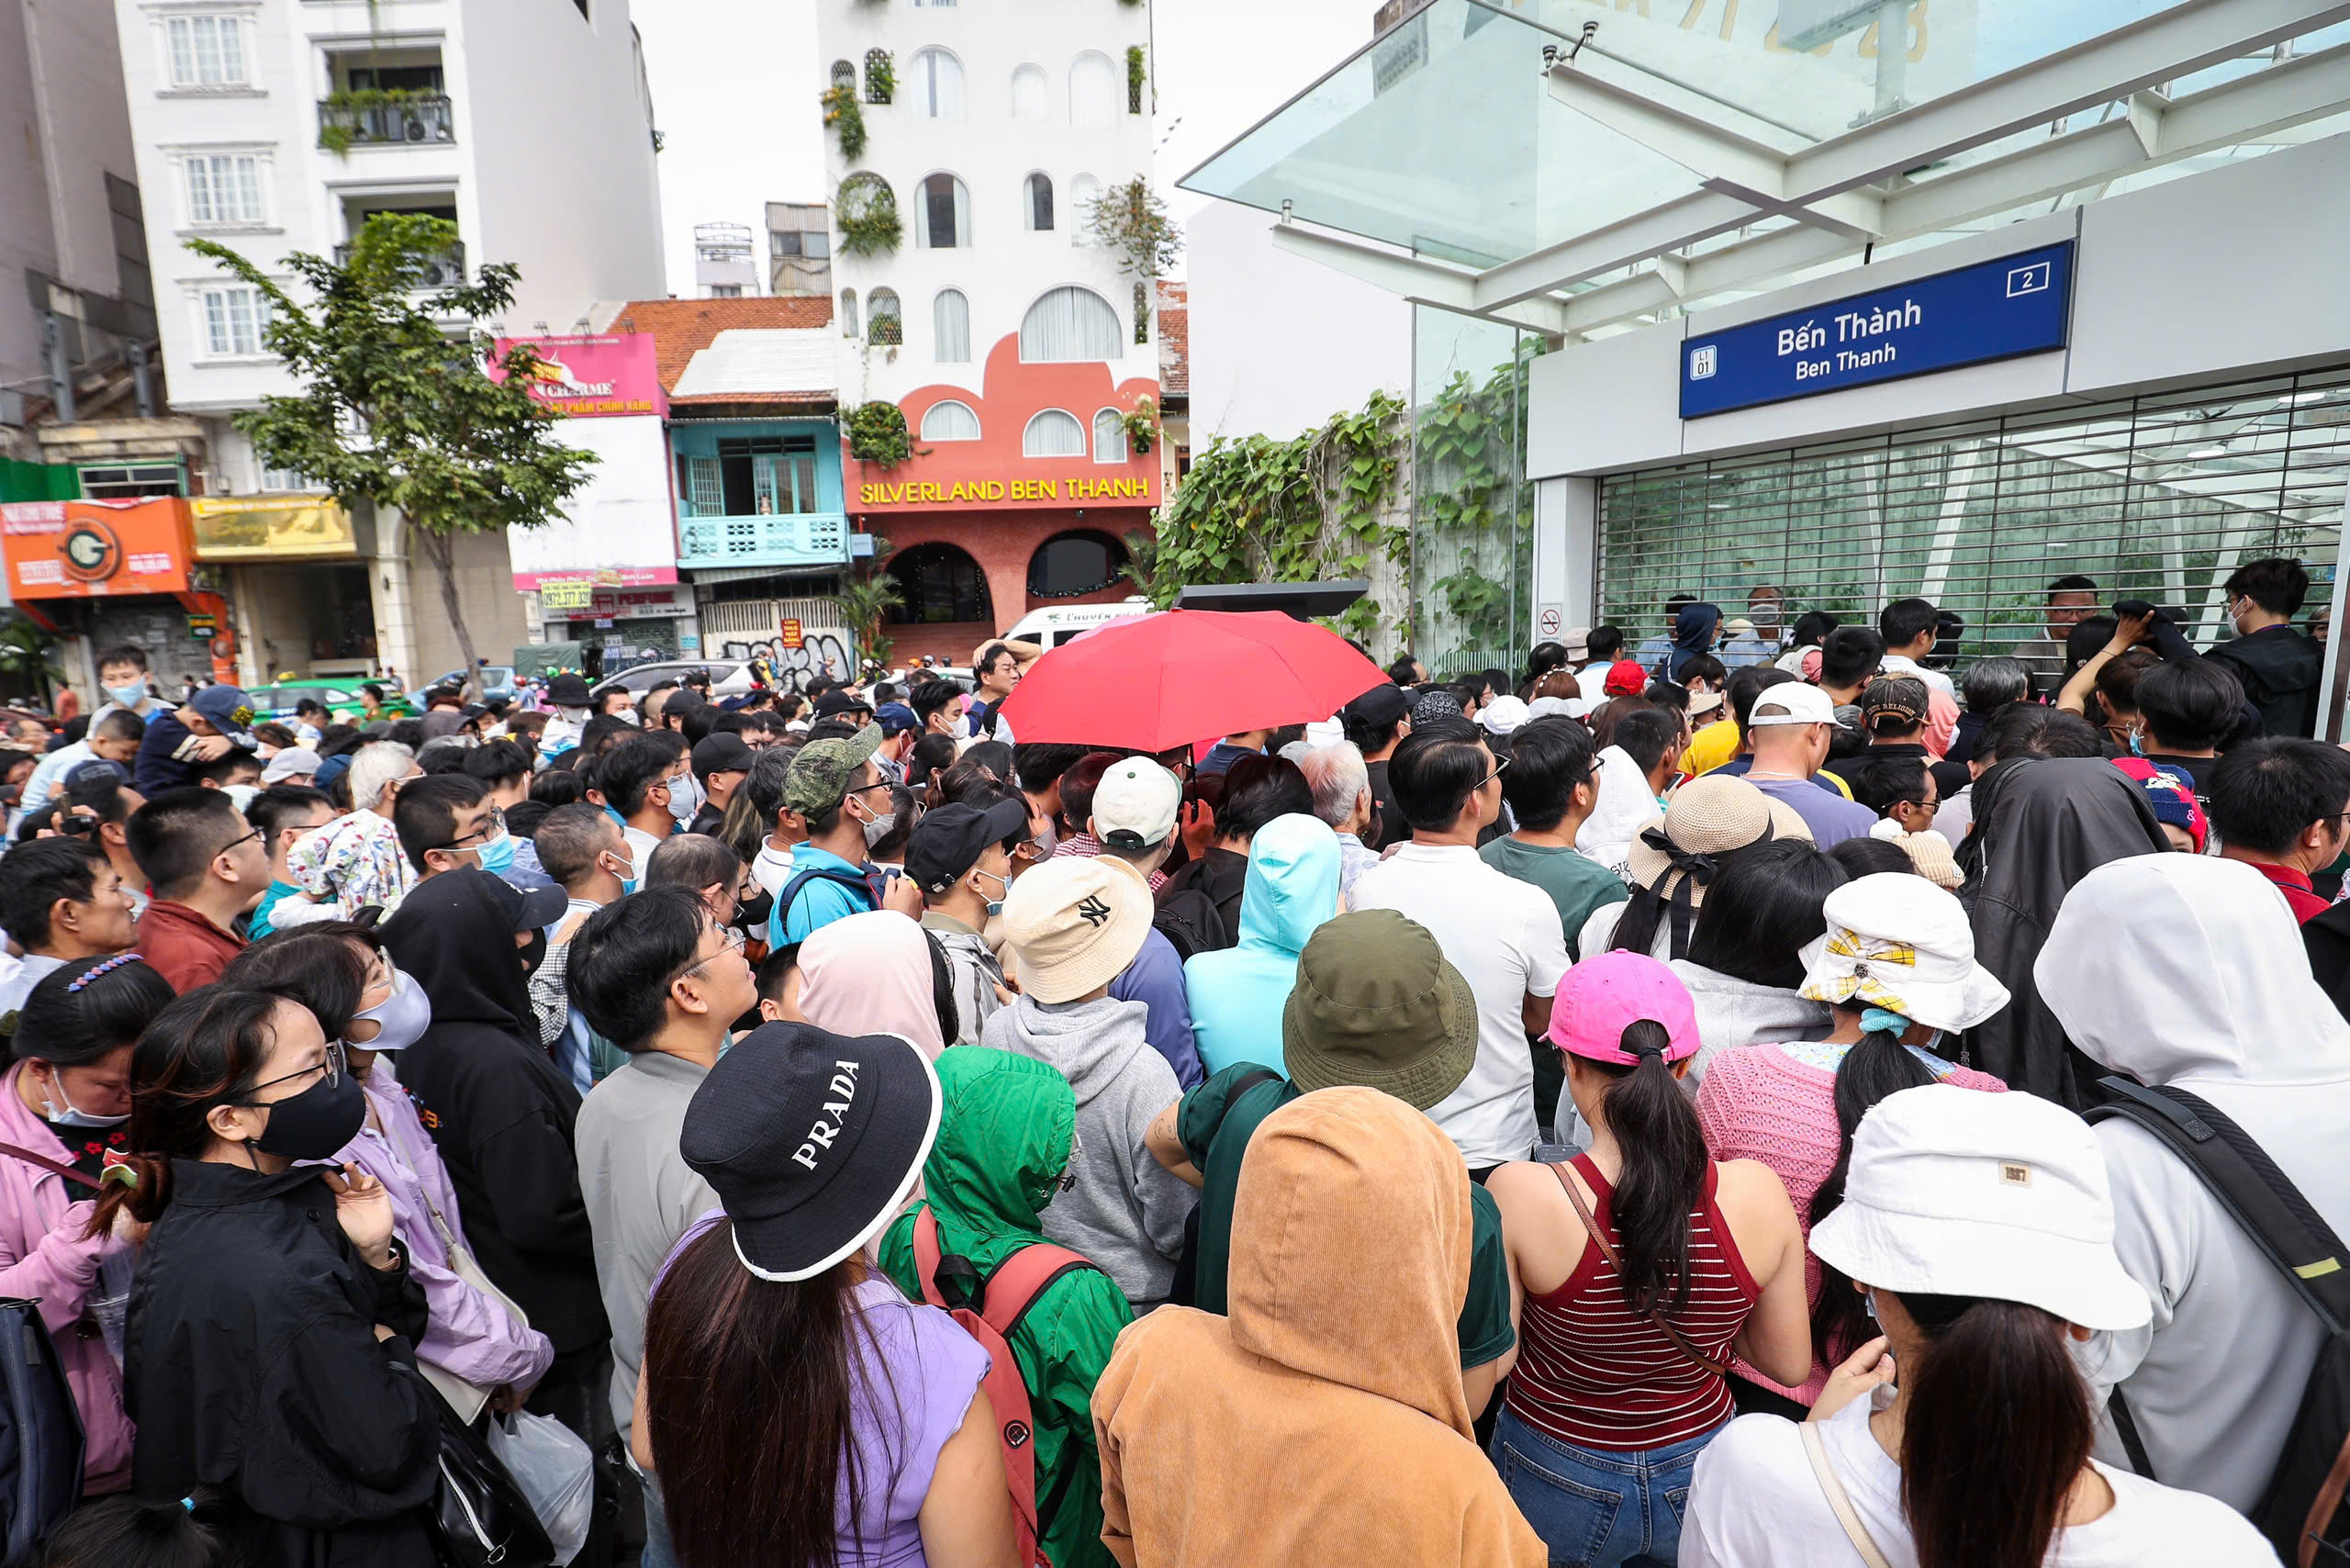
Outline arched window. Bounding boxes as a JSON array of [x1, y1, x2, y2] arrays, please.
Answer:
[[1024, 409, 1087, 458], [839, 288, 858, 340], [931, 288, 970, 362], [1069, 174, 1100, 245], [867, 287, 901, 346], [863, 48, 892, 104], [1069, 52, 1116, 128], [906, 48, 965, 119], [829, 60, 856, 94], [1092, 408, 1127, 464], [1024, 173, 1054, 232], [1028, 531, 1130, 598], [1020, 286, 1120, 363], [1011, 63, 1049, 121], [914, 174, 969, 250], [921, 399, 980, 441], [888, 543, 994, 626]]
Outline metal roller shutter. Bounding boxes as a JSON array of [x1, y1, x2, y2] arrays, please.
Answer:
[[1595, 364, 2350, 675]]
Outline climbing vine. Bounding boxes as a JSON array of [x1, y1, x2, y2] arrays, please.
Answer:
[[821, 84, 867, 159], [845, 402, 921, 468], [1082, 177, 1182, 283], [834, 174, 901, 256], [1149, 391, 1406, 644], [1126, 45, 1147, 113], [1416, 337, 1544, 662]]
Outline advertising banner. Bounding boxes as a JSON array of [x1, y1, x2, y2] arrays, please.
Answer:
[[0, 498, 196, 599], [189, 497, 357, 559], [492, 333, 667, 420]]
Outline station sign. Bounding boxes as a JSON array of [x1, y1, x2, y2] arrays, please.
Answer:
[[1680, 241, 2075, 419]]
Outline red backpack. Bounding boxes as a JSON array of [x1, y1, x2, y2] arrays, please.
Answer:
[[910, 1208, 1097, 1568]]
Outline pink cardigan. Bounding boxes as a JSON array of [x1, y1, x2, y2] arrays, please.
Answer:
[[0, 1061, 133, 1491], [1694, 1039, 2006, 1404]]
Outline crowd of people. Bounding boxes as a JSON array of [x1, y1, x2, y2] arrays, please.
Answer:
[[0, 558, 2339, 1568]]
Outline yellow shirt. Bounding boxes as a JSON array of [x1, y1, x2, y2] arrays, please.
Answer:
[[1684, 719, 1742, 777]]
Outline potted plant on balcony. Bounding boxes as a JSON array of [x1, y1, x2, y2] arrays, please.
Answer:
[[834, 174, 901, 257], [820, 83, 867, 159], [1119, 397, 1159, 456], [845, 402, 921, 468]]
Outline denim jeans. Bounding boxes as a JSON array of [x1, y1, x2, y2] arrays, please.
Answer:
[[1491, 1406, 1719, 1568]]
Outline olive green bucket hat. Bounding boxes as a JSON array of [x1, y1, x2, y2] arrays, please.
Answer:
[[1281, 909, 1479, 1111]]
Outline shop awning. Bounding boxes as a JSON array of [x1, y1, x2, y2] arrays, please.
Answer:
[[1181, 0, 2350, 338]]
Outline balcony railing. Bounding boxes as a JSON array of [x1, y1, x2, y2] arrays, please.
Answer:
[[333, 239, 464, 288], [318, 94, 455, 148], [677, 512, 851, 571]]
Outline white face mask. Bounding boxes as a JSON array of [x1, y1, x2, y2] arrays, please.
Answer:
[[37, 1066, 127, 1129]]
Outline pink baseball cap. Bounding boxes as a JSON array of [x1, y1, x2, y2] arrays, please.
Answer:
[[1545, 951, 1701, 1067]]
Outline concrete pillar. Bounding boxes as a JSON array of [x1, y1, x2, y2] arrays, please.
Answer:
[[368, 511, 420, 686]]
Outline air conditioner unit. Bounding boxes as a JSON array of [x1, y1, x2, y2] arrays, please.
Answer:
[[402, 112, 431, 142]]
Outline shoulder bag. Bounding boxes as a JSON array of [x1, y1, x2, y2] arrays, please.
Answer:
[[1550, 1161, 1730, 1376]]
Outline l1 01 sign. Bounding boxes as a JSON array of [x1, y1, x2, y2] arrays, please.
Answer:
[[1679, 241, 2075, 419]]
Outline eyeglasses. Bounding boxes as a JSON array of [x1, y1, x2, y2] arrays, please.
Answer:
[[218, 825, 264, 858], [432, 804, 507, 852], [1477, 756, 1513, 790], [239, 1038, 347, 1102], [675, 925, 747, 984]]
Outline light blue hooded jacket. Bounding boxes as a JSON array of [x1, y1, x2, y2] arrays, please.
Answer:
[[1183, 813, 1342, 1077]]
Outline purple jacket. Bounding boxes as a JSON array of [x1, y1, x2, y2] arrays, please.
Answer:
[[335, 1064, 554, 1394], [0, 1062, 131, 1491]]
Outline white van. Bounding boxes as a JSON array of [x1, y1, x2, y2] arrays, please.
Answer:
[[1002, 598, 1153, 650]]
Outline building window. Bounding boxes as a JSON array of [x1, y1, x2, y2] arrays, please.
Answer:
[[1024, 173, 1054, 233], [166, 16, 248, 89], [259, 460, 311, 493], [1069, 52, 1117, 128], [868, 288, 901, 346], [888, 543, 994, 626], [79, 465, 184, 499], [916, 173, 969, 249], [921, 399, 980, 441], [1024, 409, 1087, 459], [1069, 174, 1101, 245], [1029, 531, 1129, 598], [1092, 409, 1127, 465], [933, 288, 970, 363], [678, 435, 822, 518], [709, 285, 743, 298], [1011, 63, 1049, 121], [199, 284, 269, 356], [863, 49, 892, 105], [840, 288, 858, 339], [830, 59, 856, 94], [185, 153, 264, 227], [1020, 286, 1120, 364], [907, 49, 965, 119]]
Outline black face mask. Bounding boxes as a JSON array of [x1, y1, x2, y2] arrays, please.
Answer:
[[734, 889, 774, 934], [247, 1070, 366, 1161], [518, 929, 550, 978]]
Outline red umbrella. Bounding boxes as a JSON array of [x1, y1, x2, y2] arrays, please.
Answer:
[[994, 610, 1386, 754]]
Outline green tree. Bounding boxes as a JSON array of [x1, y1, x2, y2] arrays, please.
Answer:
[[187, 214, 597, 681], [830, 546, 903, 669]]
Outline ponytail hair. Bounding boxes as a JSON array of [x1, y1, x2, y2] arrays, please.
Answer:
[[85, 988, 291, 1238], [1808, 1014, 1938, 1359], [1592, 1020, 1710, 1316], [1895, 1291, 2092, 1568]]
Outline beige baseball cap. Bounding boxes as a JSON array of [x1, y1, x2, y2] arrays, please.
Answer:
[[1090, 756, 1181, 850], [999, 857, 1153, 1003]]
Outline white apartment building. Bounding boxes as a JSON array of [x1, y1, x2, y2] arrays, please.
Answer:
[[816, 0, 1165, 662], [109, 0, 666, 687]]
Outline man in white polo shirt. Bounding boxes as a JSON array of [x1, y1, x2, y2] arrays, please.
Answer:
[[1348, 718, 1571, 1173]]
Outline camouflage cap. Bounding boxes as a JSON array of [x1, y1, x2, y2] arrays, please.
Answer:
[[783, 722, 884, 816]]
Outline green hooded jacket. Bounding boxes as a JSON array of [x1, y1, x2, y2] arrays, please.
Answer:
[[879, 1047, 1130, 1568]]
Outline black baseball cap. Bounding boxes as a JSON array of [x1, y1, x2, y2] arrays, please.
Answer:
[[814, 689, 873, 720], [680, 1022, 941, 1282], [474, 862, 570, 931], [1343, 683, 1412, 728], [691, 732, 756, 780], [905, 798, 1029, 895]]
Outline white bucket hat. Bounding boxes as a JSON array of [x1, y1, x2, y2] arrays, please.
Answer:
[[1810, 1084, 2152, 1332], [1798, 872, 2009, 1034]]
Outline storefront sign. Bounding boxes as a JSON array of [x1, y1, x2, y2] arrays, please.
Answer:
[[544, 583, 696, 622], [512, 566, 679, 593], [540, 579, 595, 611], [189, 497, 357, 560], [491, 333, 667, 420], [850, 532, 876, 558], [1679, 241, 2076, 419], [187, 613, 217, 642], [778, 618, 803, 650], [856, 476, 1156, 508], [0, 498, 196, 599]]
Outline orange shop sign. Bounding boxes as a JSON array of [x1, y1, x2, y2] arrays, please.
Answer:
[[0, 498, 196, 599]]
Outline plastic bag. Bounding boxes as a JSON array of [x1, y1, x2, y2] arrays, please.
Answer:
[[485, 1410, 593, 1567]]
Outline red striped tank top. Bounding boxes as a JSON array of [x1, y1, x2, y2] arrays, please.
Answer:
[[1503, 1154, 1762, 1451]]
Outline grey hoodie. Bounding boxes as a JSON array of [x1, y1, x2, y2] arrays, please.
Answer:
[[983, 991, 1192, 1310], [1670, 960, 1834, 1083]]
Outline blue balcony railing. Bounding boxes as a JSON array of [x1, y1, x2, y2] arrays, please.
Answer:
[[676, 512, 850, 571]]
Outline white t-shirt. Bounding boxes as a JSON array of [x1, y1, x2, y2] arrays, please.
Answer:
[[1348, 842, 1570, 1167], [750, 841, 796, 899], [1682, 1391, 2277, 1568], [1575, 664, 1612, 704]]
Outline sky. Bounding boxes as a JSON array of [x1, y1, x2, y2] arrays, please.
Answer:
[[630, 0, 1373, 296]]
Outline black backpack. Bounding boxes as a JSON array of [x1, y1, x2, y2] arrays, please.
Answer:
[[1150, 886, 1229, 964], [2087, 1077, 2350, 1567]]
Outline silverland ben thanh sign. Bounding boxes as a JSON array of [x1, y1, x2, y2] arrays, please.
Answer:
[[1680, 241, 2076, 419], [857, 476, 1156, 507]]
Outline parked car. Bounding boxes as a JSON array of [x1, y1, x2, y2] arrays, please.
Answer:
[[430, 666, 519, 704], [589, 659, 760, 700], [247, 678, 417, 724]]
